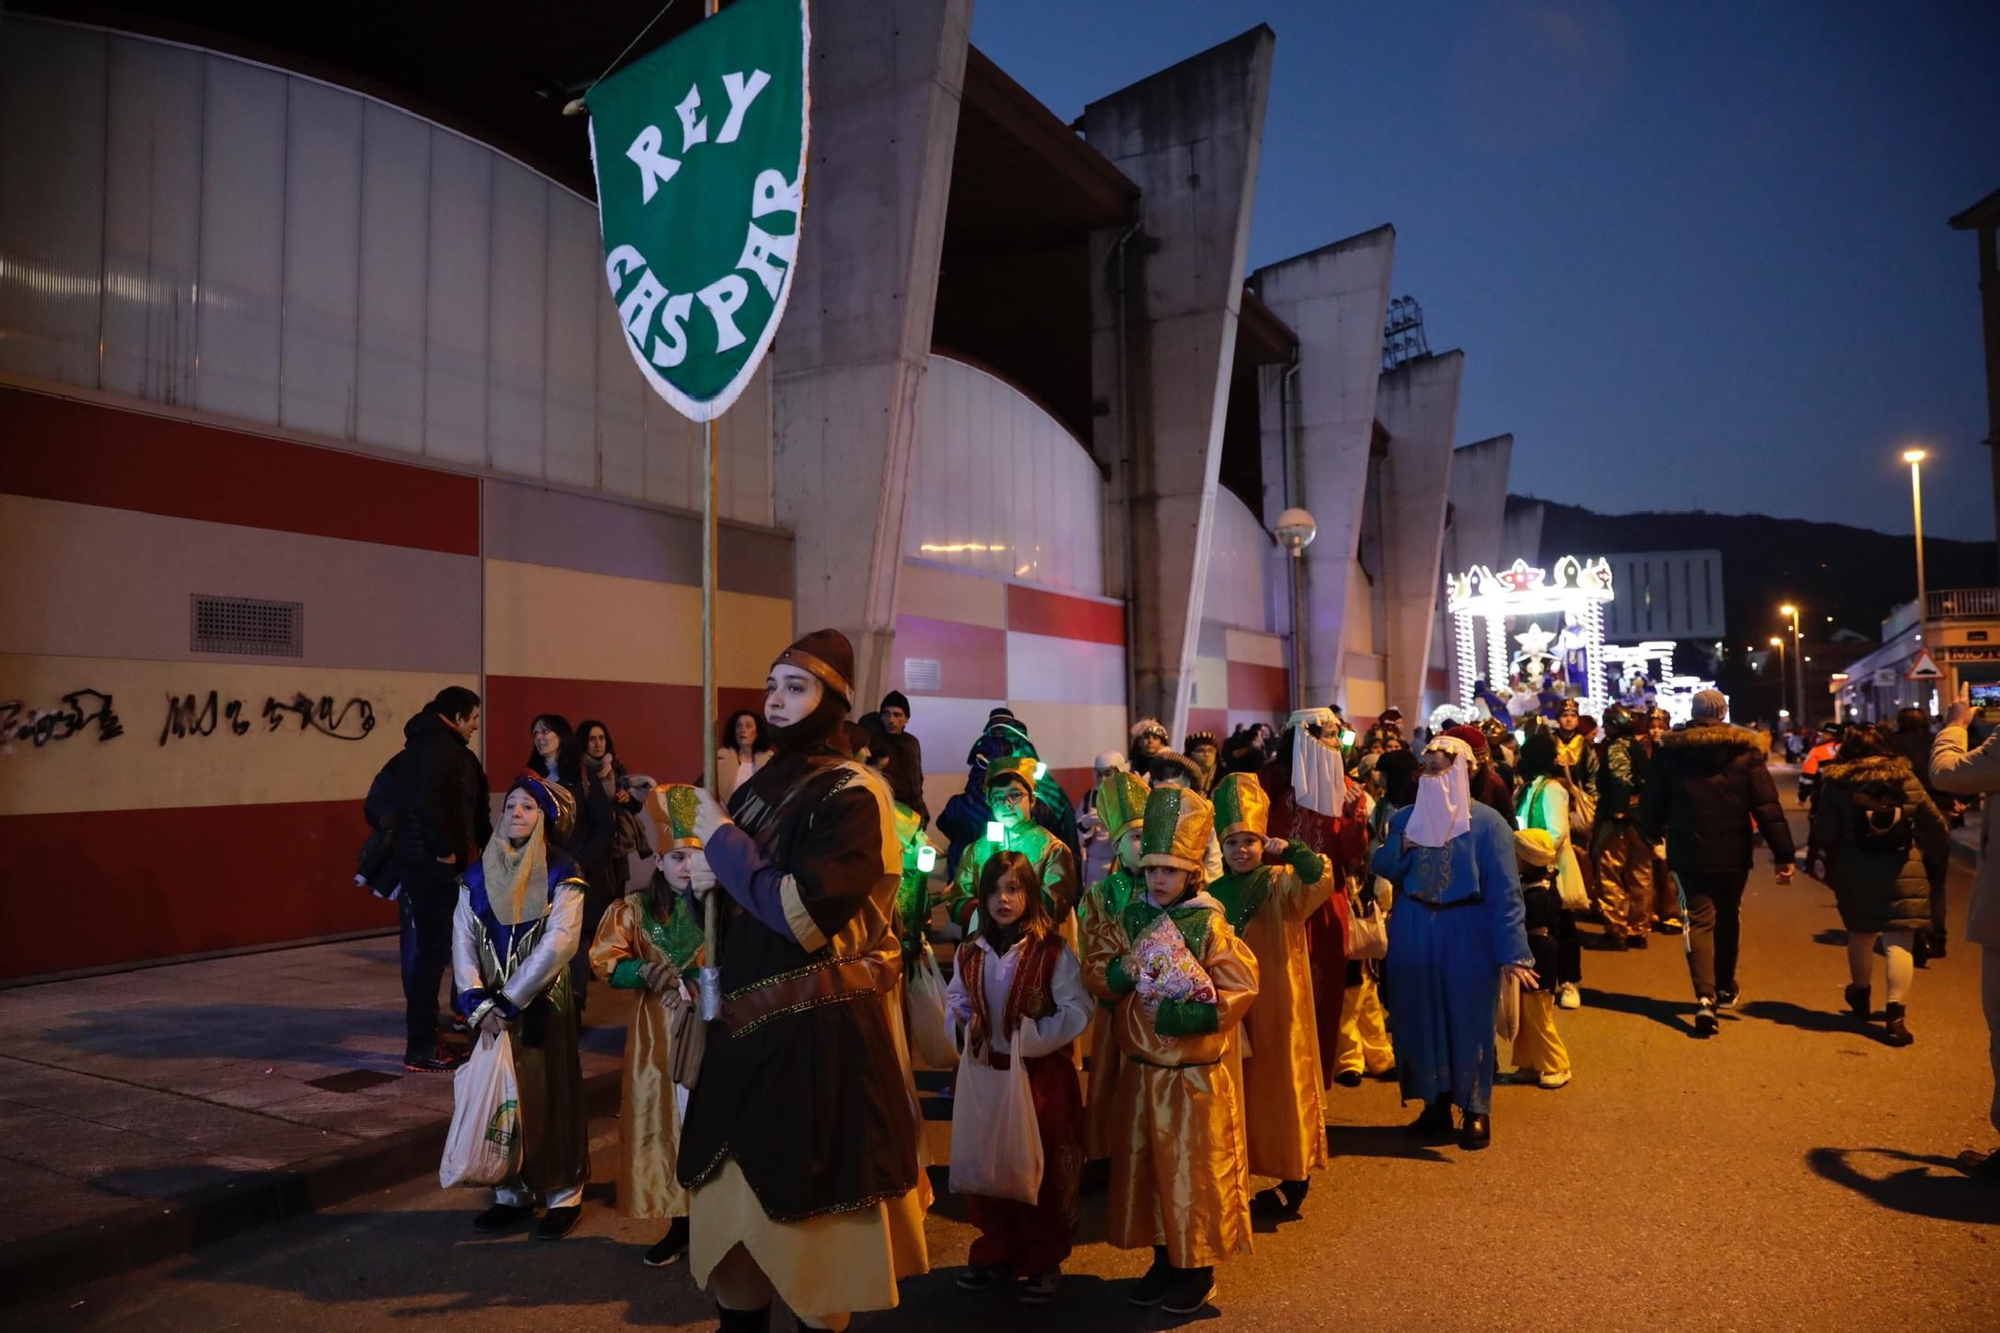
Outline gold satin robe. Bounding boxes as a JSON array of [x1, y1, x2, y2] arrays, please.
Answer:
[[1213, 859, 1333, 1183], [1083, 866, 1141, 1160], [589, 892, 700, 1219], [1083, 891, 1259, 1268]]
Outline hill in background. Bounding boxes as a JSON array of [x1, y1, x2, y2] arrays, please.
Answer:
[[1509, 495, 1998, 646]]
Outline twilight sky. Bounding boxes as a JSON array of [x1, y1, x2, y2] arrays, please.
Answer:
[[971, 0, 2000, 541]]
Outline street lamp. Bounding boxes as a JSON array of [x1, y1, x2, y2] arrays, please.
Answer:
[[1276, 507, 1318, 712], [1770, 635, 1787, 722], [1781, 603, 1808, 727], [1904, 447, 1932, 707]]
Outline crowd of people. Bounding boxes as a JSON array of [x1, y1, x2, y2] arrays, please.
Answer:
[[363, 646, 2000, 1329]]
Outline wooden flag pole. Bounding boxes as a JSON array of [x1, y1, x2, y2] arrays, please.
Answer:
[[699, 0, 723, 1022]]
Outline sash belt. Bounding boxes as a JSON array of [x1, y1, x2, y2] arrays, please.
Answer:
[[720, 957, 888, 1035]]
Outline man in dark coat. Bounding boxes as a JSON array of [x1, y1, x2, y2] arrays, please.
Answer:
[[391, 685, 490, 1071], [861, 690, 928, 823], [1642, 690, 1795, 1037]]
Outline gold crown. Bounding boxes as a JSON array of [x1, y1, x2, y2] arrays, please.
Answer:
[[1210, 772, 1269, 840], [1140, 785, 1214, 874]]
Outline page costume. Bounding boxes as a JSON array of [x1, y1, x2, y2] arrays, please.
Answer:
[[678, 631, 927, 1324], [1083, 785, 1258, 1269], [946, 756, 1079, 936], [453, 772, 590, 1209], [1207, 774, 1334, 1187], [945, 929, 1092, 1275], [589, 784, 705, 1221]]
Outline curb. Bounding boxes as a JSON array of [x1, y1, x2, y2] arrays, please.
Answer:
[[0, 1068, 623, 1311]]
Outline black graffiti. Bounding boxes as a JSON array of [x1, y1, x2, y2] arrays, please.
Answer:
[[160, 691, 252, 745], [262, 693, 376, 741], [158, 691, 376, 744], [0, 690, 124, 749]]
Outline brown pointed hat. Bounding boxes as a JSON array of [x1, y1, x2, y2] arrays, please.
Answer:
[[773, 628, 855, 707]]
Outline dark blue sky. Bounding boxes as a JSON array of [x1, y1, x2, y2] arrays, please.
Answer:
[[972, 0, 2000, 540]]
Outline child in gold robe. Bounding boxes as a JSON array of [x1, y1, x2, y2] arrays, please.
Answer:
[[590, 784, 705, 1266], [1082, 767, 1149, 1162], [1083, 785, 1257, 1316], [1207, 773, 1333, 1216]]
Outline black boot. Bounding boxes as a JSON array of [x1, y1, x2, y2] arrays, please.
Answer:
[[1129, 1246, 1174, 1306], [1843, 983, 1871, 1018], [714, 1304, 771, 1332], [1162, 1265, 1217, 1315], [1884, 1001, 1914, 1047], [644, 1216, 689, 1266], [1405, 1094, 1454, 1139], [1459, 1112, 1491, 1151]]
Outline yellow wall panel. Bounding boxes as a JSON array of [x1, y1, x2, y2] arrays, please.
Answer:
[[484, 559, 790, 688], [0, 655, 463, 815], [897, 560, 1008, 630]]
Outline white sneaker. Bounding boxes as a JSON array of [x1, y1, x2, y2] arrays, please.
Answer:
[[1537, 1069, 1573, 1090], [1556, 982, 1581, 1011]]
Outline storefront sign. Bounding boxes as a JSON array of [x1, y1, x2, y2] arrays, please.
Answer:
[[586, 0, 809, 422]]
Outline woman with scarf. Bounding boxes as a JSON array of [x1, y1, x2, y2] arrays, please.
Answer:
[[453, 771, 591, 1237], [589, 783, 706, 1267], [679, 630, 928, 1333], [526, 714, 614, 1014], [1370, 735, 1536, 1151]]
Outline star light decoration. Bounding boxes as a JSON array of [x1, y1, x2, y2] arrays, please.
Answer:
[[1443, 555, 1617, 717]]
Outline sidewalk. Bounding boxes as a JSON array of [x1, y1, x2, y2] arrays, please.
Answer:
[[0, 935, 631, 1308]]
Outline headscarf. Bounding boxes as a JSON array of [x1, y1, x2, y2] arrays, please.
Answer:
[[485, 772, 572, 926], [766, 629, 856, 757], [1405, 735, 1474, 848], [1285, 707, 1346, 817]]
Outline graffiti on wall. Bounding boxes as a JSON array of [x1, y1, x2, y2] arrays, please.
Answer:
[[0, 688, 375, 753], [161, 691, 376, 745], [0, 690, 125, 750]]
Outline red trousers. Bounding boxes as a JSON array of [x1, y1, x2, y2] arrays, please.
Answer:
[[966, 1050, 1083, 1275]]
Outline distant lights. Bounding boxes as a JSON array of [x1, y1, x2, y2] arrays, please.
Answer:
[[920, 542, 1009, 554]]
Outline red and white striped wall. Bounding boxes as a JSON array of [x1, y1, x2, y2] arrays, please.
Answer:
[[0, 386, 792, 982]]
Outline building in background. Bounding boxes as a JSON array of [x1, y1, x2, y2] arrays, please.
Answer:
[[0, 3, 1492, 979]]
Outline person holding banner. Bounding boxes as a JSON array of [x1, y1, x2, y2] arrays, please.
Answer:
[[679, 630, 927, 1333], [452, 772, 591, 1238], [589, 784, 706, 1267]]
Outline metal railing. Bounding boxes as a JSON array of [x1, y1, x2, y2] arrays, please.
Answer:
[[1927, 588, 2000, 620]]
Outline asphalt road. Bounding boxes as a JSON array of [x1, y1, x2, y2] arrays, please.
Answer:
[[18, 786, 2000, 1332]]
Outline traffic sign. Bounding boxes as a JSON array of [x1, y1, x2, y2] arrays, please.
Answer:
[[1908, 650, 1943, 681]]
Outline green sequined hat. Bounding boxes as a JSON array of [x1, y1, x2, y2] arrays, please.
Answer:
[[1140, 784, 1213, 872], [1096, 768, 1151, 839], [1210, 772, 1269, 840], [648, 783, 702, 850], [984, 754, 1044, 795]]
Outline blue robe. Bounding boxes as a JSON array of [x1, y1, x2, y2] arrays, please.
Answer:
[[1370, 802, 1533, 1115]]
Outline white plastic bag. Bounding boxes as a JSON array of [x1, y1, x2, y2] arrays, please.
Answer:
[[905, 947, 958, 1070], [948, 1040, 1043, 1205], [439, 1030, 522, 1189]]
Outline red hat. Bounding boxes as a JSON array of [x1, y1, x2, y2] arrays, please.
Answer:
[[1443, 723, 1489, 757]]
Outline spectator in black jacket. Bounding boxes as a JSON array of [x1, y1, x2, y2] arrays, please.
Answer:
[[392, 686, 490, 1071], [1888, 706, 1958, 960], [862, 690, 928, 822], [1642, 690, 1796, 1037]]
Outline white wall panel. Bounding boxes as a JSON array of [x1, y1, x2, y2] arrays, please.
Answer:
[[0, 21, 106, 387], [422, 129, 490, 464], [281, 79, 362, 438], [543, 192, 599, 488], [101, 37, 202, 404], [1, 16, 772, 523], [196, 59, 286, 422], [355, 101, 429, 452], [485, 159, 546, 478], [1006, 632, 1125, 705], [1203, 488, 1277, 632], [909, 355, 1104, 596]]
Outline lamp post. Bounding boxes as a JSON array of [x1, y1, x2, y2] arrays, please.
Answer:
[[1782, 603, 1807, 726], [1904, 447, 1931, 708], [1770, 635, 1787, 724], [1276, 507, 1318, 713]]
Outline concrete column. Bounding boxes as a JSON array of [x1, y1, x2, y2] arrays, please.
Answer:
[[1252, 226, 1396, 712], [1431, 434, 1513, 709], [773, 0, 972, 708], [1374, 352, 1464, 717], [1083, 27, 1274, 738]]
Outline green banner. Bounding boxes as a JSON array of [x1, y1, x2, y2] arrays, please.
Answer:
[[586, 0, 809, 422]]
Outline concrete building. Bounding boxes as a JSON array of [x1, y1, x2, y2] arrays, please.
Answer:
[[0, 2, 1496, 979]]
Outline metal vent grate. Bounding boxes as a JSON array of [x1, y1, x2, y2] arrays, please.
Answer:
[[902, 658, 942, 692], [191, 595, 303, 657]]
